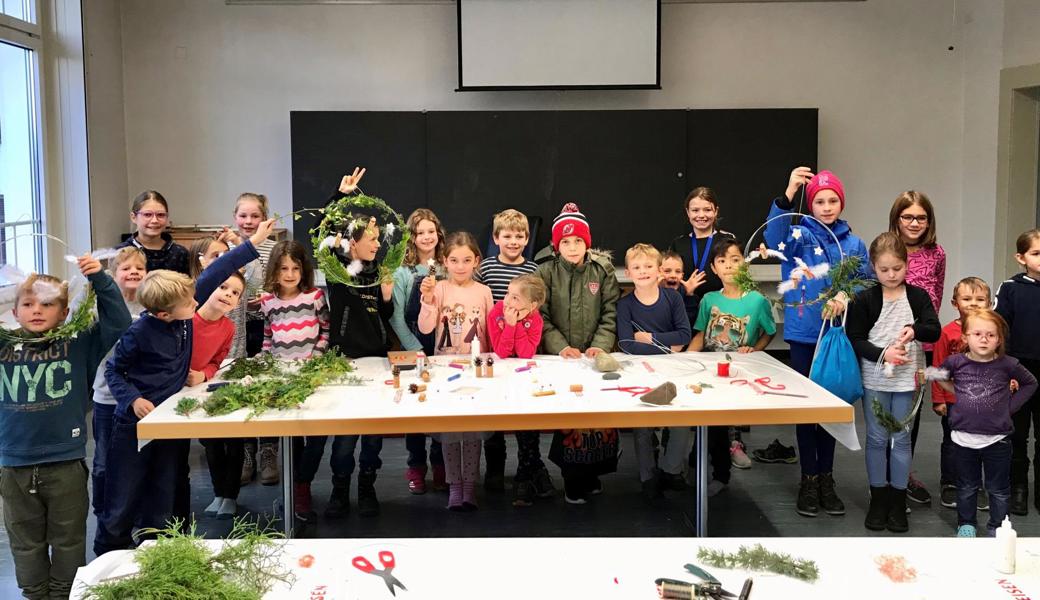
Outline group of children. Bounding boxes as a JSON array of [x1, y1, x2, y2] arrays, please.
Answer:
[[2, 166, 1040, 597]]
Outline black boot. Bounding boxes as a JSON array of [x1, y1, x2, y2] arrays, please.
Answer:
[[324, 476, 351, 518], [864, 486, 889, 531], [887, 487, 909, 533], [1010, 485, 1028, 516], [818, 472, 846, 516], [357, 470, 380, 517], [796, 475, 819, 517]]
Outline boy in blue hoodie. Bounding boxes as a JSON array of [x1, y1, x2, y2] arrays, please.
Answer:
[[761, 167, 872, 519], [94, 220, 274, 556], [0, 256, 131, 599]]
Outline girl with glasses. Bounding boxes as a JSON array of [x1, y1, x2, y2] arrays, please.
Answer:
[[116, 190, 190, 275]]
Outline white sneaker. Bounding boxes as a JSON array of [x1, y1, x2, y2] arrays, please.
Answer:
[[707, 479, 727, 497], [217, 498, 237, 520], [204, 496, 224, 515], [730, 441, 752, 469]]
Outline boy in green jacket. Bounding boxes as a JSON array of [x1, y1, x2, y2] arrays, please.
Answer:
[[537, 203, 621, 503]]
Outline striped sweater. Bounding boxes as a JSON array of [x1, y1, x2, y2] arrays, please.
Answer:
[[260, 288, 330, 359]]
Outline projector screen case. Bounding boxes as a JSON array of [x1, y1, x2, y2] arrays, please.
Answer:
[[457, 0, 661, 91]]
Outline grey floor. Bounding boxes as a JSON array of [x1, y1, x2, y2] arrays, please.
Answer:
[[2, 414, 1039, 597]]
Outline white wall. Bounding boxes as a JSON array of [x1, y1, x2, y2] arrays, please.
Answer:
[[85, 0, 1040, 320]]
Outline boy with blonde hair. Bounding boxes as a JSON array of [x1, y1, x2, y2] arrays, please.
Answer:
[[95, 221, 274, 555], [477, 209, 553, 497], [618, 244, 692, 503], [0, 256, 131, 599]]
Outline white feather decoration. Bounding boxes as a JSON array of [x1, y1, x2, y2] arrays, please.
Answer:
[[318, 236, 337, 251], [384, 222, 396, 239], [924, 367, 951, 381], [347, 259, 364, 276]]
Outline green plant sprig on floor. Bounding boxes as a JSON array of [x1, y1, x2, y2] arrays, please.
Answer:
[[696, 544, 820, 583], [82, 518, 294, 600]]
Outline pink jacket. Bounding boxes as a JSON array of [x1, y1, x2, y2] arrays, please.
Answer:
[[487, 301, 544, 359]]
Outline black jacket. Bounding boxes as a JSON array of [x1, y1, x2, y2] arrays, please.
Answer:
[[995, 273, 1040, 360], [667, 229, 735, 329], [846, 283, 941, 362], [327, 262, 394, 359]]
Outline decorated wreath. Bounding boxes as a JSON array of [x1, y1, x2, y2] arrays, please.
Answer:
[[309, 194, 409, 287], [737, 211, 872, 311], [0, 236, 103, 346]]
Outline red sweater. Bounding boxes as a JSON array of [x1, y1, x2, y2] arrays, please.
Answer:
[[487, 301, 543, 359], [191, 312, 235, 381], [932, 319, 963, 405]]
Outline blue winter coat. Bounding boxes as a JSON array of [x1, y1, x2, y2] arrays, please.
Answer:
[[763, 199, 873, 345]]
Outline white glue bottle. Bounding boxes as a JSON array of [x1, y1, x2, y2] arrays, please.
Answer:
[[995, 516, 1017, 574]]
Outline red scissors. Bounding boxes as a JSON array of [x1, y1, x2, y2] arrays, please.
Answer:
[[601, 386, 652, 397], [352, 550, 408, 596]]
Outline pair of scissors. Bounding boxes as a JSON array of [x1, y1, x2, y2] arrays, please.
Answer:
[[729, 379, 807, 398], [601, 386, 652, 397], [352, 550, 408, 596]]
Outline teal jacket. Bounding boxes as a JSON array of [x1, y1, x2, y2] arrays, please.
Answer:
[[0, 271, 131, 467]]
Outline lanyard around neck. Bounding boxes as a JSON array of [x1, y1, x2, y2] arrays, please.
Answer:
[[690, 233, 715, 273]]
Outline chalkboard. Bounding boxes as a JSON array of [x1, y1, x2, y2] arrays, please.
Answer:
[[290, 109, 817, 259]]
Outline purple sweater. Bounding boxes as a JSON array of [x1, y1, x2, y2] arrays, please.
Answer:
[[942, 353, 1038, 435]]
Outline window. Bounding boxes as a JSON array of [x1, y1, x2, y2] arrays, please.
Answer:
[[0, 3, 44, 278]]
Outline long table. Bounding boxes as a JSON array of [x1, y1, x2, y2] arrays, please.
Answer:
[[139, 351, 857, 536], [74, 536, 1040, 599]]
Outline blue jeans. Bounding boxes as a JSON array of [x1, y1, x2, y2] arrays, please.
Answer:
[[789, 341, 837, 475], [94, 418, 188, 556], [330, 435, 383, 480], [955, 436, 1012, 533], [293, 436, 328, 484], [405, 434, 443, 469], [91, 402, 115, 517], [862, 389, 913, 489]]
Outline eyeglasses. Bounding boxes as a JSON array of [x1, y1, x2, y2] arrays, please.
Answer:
[[899, 214, 928, 225], [966, 331, 997, 340], [136, 211, 168, 221]]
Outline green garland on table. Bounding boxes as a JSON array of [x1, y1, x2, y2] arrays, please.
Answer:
[[310, 193, 409, 287], [82, 518, 293, 600], [223, 352, 282, 380], [0, 287, 97, 346], [175, 350, 365, 419], [696, 544, 820, 583]]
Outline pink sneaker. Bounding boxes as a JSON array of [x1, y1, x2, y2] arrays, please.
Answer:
[[406, 466, 427, 495], [447, 483, 464, 511], [730, 441, 752, 469], [462, 481, 478, 511]]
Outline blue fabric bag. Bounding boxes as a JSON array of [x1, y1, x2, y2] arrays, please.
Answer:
[[809, 316, 863, 404]]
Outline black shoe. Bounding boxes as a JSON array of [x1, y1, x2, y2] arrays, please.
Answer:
[[906, 476, 931, 504], [357, 471, 380, 517], [563, 477, 588, 505], [531, 467, 556, 498], [939, 484, 957, 508], [642, 477, 664, 507], [658, 471, 688, 492], [513, 480, 536, 507], [887, 487, 909, 533], [752, 439, 798, 464], [978, 488, 990, 512], [864, 486, 889, 531], [796, 475, 819, 517], [817, 472, 846, 516], [324, 477, 350, 518], [1010, 486, 1028, 516], [589, 477, 603, 496], [484, 469, 505, 492]]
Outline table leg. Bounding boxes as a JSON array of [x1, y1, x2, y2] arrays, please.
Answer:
[[280, 436, 295, 538], [694, 425, 708, 536]]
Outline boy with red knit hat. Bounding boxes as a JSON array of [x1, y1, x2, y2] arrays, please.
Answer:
[[536, 202, 621, 504]]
